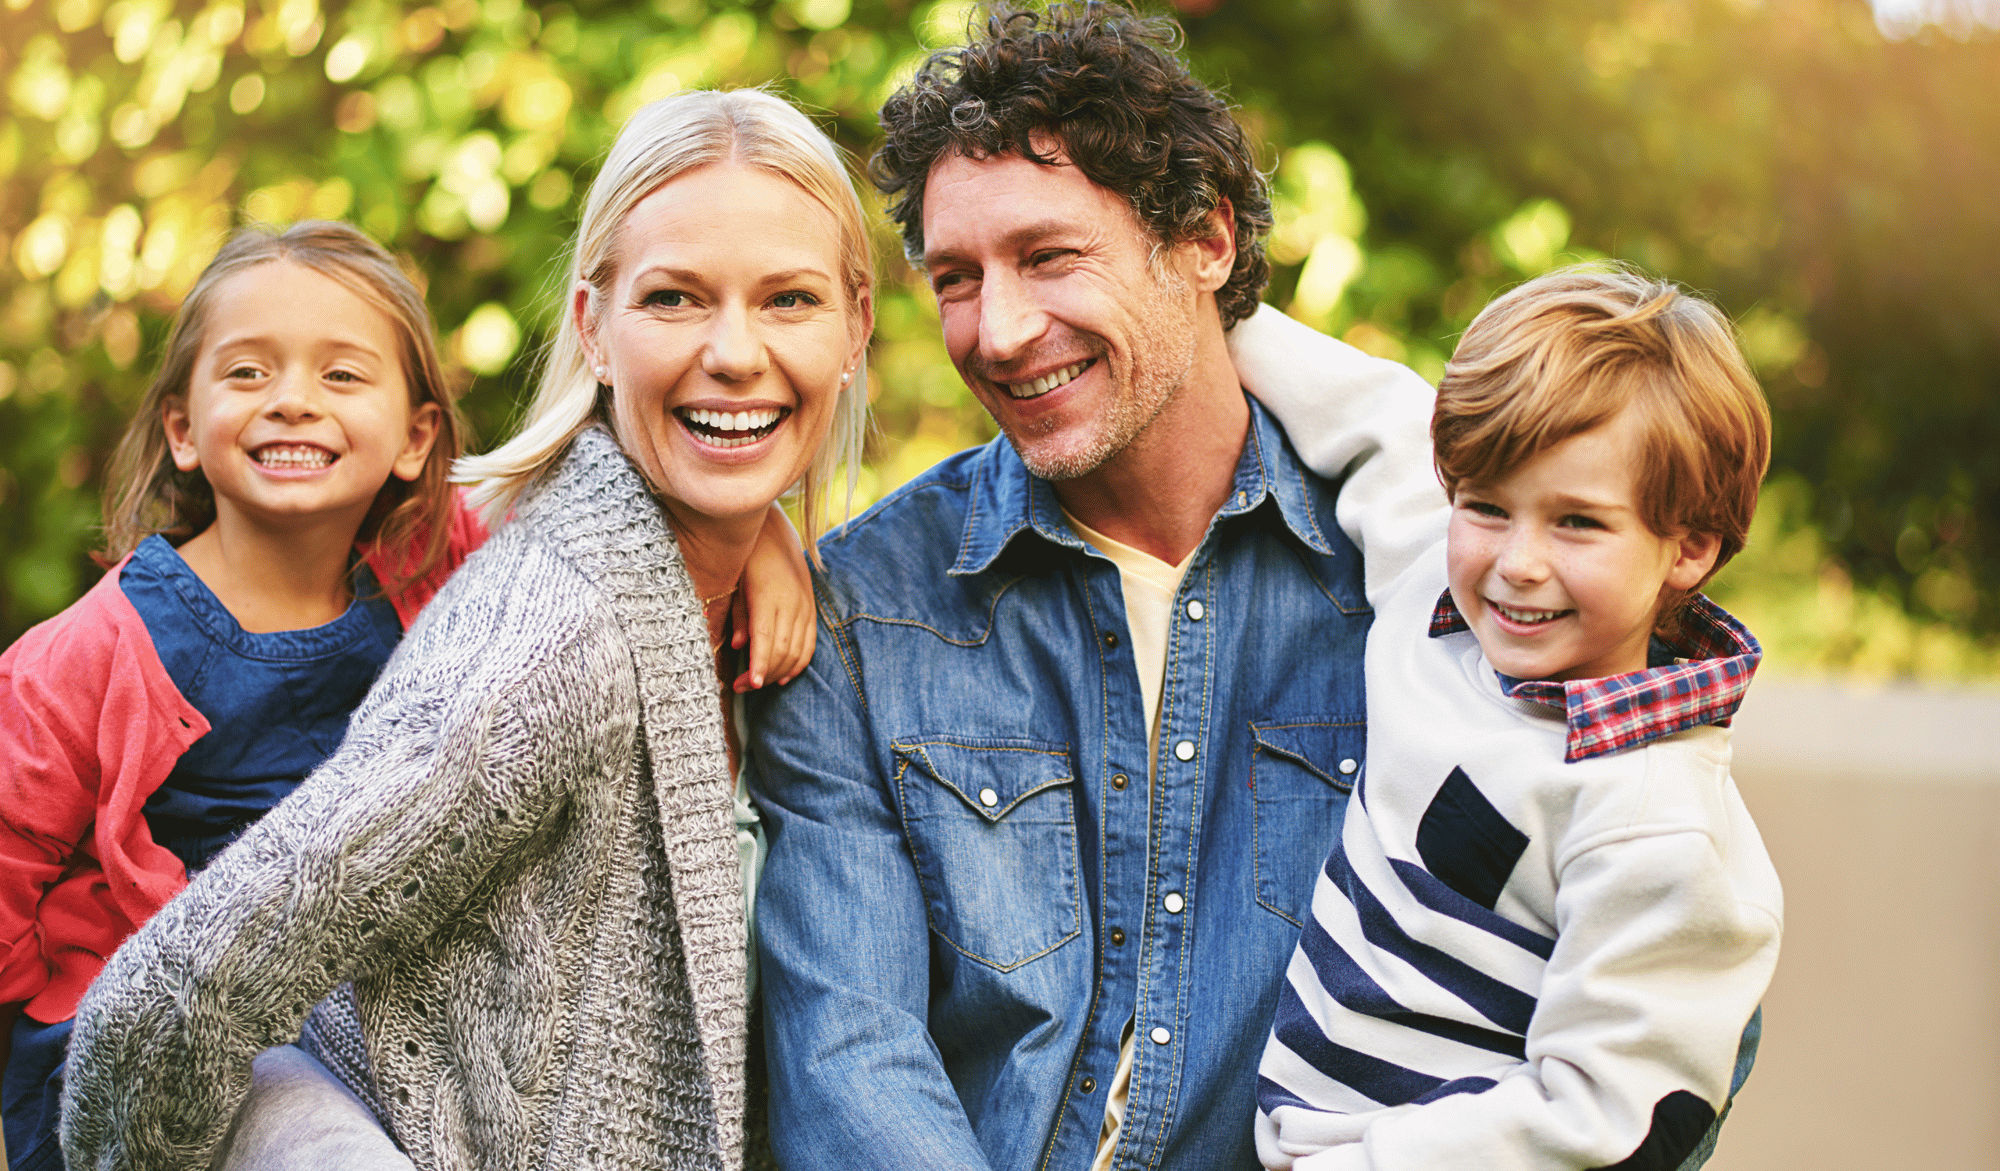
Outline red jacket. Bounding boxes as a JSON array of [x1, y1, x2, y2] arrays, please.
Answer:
[[0, 500, 486, 1026]]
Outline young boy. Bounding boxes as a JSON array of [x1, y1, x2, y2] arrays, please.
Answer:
[[1252, 265, 1782, 1170]]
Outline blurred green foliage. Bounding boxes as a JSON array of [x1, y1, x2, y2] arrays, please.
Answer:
[[1, 0, 1995, 679]]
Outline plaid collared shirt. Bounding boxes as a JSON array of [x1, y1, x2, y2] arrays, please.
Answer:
[[1427, 591, 1763, 763]]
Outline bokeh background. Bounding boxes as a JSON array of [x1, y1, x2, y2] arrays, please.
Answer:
[[0, 1, 1996, 1168]]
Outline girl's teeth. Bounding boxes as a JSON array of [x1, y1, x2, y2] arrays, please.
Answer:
[[255, 446, 333, 468]]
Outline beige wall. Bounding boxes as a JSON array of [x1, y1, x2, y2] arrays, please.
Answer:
[[1708, 681, 2000, 1171]]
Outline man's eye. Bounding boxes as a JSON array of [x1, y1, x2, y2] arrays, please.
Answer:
[[930, 271, 972, 295], [1029, 248, 1073, 267]]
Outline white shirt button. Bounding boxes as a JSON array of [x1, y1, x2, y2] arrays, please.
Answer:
[[979, 787, 999, 808], [1163, 892, 1185, 914], [1338, 758, 1358, 775], [1150, 1026, 1172, 1045], [1173, 740, 1195, 762], [1185, 599, 1205, 621]]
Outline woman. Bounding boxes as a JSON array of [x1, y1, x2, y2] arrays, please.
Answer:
[[58, 88, 872, 1171]]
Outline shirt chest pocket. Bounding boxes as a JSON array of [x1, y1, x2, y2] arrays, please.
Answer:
[[891, 736, 1083, 972], [1250, 718, 1364, 926]]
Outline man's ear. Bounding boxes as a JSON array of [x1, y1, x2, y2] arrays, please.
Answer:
[[1665, 530, 1724, 593], [1182, 197, 1237, 295]]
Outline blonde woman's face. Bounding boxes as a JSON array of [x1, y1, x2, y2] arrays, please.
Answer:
[[578, 163, 867, 531]]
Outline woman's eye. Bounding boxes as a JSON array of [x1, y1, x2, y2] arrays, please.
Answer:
[[643, 289, 688, 308], [771, 291, 820, 309]]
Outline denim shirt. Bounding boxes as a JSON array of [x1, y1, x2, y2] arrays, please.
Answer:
[[751, 398, 1372, 1171]]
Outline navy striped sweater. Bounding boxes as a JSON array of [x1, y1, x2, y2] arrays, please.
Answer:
[[1254, 547, 1782, 1171]]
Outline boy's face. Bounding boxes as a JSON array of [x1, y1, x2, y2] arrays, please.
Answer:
[[1446, 408, 1721, 683]]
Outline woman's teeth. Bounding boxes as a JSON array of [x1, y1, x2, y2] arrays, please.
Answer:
[[1006, 360, 1091, 400], [679, 407, 785, 448], [253, 445, 334, 469], [1492, 601, 1569, 624]]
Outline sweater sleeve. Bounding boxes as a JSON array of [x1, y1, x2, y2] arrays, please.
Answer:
[[57, 546, 640, 1171], [1226, 303, 1448, 606], [1286, 827, 1782, 1171]]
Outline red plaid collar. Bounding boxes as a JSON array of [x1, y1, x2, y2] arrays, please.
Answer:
[[1428, 590, 1762, 763]]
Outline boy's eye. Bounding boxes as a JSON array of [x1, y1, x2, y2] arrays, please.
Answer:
[[1557, 514, 1605, 530], [1464, 500, 1506, 519]]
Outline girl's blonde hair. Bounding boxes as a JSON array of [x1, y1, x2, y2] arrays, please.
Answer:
[[455, 88, 874, 547], [100, 220, 468, 591]]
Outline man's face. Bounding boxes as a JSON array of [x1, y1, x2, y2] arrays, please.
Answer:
[[921, 147, 1203, 481]]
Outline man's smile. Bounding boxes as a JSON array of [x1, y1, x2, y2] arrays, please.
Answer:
[[1002, 359, 1095, 400]]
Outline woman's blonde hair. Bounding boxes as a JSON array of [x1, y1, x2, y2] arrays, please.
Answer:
[[99, 220, 468, 591], [455, 88, 873, 547], [1433, 262, 1772, 622]]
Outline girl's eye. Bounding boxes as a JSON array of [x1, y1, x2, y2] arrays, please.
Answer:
[[771, 291, 820, 309], [226, 364, 261, 380], [325, 369, 360, 383]]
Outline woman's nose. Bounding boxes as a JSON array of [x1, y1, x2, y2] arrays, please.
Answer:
[[703, 304, 768, 381]]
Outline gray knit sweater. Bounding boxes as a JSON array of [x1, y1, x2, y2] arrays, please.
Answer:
[[60, 427, 756, 1171]]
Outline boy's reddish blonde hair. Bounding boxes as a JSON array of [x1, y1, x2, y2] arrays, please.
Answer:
[[100, 221, 467, 593], [1434, 264, 1772, 600]]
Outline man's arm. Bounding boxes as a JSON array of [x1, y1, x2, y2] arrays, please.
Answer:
[[1227, 304, 1448, 606], [749, 615, 994, 1170]]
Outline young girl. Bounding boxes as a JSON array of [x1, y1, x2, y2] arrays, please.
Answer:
[[0, 220, 816, 1169]]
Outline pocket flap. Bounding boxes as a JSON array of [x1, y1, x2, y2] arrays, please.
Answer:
[[892, 736, 1074, 822], [1250, 719, 1364, 790]]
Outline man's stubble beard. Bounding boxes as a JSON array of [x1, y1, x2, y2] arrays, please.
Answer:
[[1008, 263, 1198, 483]]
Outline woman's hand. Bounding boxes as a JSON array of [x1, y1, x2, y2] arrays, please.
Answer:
[[732, 505, 816, 692]]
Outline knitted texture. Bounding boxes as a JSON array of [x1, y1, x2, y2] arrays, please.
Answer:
[[60, 427, 752, 1171]]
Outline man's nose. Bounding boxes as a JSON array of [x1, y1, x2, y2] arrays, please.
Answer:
[[977, 269, 1048, 364], [703, 303, 768, 381]]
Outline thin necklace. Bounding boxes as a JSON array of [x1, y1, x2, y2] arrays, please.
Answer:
[[702, 587, 735, 654]]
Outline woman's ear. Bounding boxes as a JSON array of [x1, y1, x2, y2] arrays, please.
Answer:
[[848, 286, 875, 377], [1665, 530, 1724, 593], [572, 282, 601, 377], [163, 397, 201, 472]]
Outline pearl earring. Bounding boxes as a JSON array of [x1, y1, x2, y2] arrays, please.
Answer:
[[840, 369, 852, 385], [593, 365, 608, 381]]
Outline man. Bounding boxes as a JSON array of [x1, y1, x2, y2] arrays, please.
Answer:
[[747, 4, 1442, 1168]]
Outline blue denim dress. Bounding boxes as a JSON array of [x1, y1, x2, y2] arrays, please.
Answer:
[[3, 534, 402, 1171]]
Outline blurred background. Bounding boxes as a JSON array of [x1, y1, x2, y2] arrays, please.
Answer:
[[0, 0, 1994, 1166]]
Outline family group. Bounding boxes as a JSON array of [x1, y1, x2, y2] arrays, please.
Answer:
[[0, 4, 1781, 1170]]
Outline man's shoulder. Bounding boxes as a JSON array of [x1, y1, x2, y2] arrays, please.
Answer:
[[812, 440, 1003, 617]]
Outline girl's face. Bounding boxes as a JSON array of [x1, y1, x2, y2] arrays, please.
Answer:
[[577, 163, 870, 531], [165, 260, 441, 539]]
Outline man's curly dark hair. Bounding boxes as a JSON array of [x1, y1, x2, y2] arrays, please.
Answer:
[[872, 1, 1273, 329]]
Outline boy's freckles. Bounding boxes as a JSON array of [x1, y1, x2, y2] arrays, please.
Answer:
[[1446, 408, 1719, 684]]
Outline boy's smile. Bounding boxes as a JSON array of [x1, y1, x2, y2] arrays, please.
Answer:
[[1446, 408, 1721, 683]]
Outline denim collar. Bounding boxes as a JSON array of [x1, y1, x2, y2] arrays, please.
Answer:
[[949, 395, 1338, 576]]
